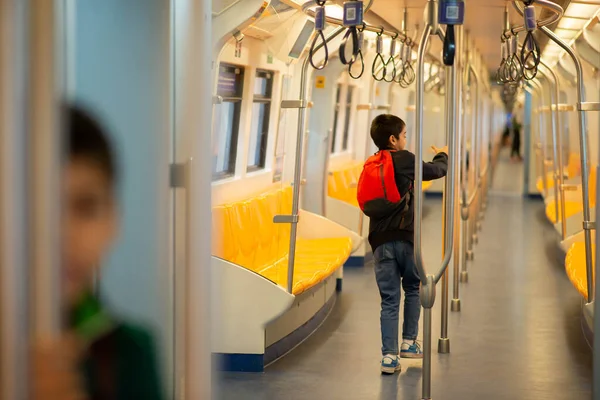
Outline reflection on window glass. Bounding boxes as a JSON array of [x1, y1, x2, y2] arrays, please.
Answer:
[[213, 102, 240, 174], [213, 63, 244, 179], [330, 84, 341, 153], [248, 70, 274, 170], [342, 86, 354, 151]]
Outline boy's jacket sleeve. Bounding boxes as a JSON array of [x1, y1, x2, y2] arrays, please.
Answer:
[[393, 150, 449, 181]]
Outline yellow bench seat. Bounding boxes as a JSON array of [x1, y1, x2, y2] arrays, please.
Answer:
[[212, 186, 352, 296], [565, 242, 595, 299], [545, 201, 584, 224], [544, 168, 596, 223], [259, 237, 353, 294]]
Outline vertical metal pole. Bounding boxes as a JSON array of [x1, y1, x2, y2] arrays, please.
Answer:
[[523, 89, 533, 197], [460, 57, 470, 282], [466, 64, 478, 261], [0, 0, 28, 398], [421, 300, 434, 400], [415, 7, 434, 397], [452, 25, 463, 310], [540, 76, 561, 228], [540, 62, 566, 239], [532, 82, 548, 198], [594, 72, 600, 400], [472, 55, 481, 242], [541, 27, 594, 303], [284, 27, 345, 293], [439, 62, 456, 352], [29, 0, 63, 340]]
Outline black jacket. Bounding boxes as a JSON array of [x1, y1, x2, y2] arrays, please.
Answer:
[[368, 150, 448, 252]]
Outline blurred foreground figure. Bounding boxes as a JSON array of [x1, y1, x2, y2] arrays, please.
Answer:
[[32, 104, 163, 400]]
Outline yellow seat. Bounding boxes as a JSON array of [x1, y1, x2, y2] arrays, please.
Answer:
[[536, 172, 556, 194], [537, 153, 582, 194], [565, 242, 595, 299], [328, 162, 362, 207], [568, 153, 581, 178], [545, 168, 596, 223], [545, 201, 584, 224], [422, 181, 433, 191], [212, 186, 352, 295]]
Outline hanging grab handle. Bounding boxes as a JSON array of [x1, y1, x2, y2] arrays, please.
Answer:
[[339, 1, 364, 65], [348, 27, 365, 79], [442, 25, 456, 66], [383, 33, 399, 82], [439, 0, 464, 66], [520, 2, 540, 80], [309, 1, 329, 70], [372, 29, 387, 81]]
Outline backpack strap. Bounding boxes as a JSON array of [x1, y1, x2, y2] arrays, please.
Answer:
[[90, 329, 118, 400]]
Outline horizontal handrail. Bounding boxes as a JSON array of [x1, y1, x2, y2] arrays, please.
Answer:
[[300, 0, 410, 42]]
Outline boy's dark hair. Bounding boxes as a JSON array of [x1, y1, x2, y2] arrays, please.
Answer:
[[370, 114, 406, 150], [66, 104, 117, 186]]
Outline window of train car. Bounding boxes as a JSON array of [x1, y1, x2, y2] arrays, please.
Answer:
[[341, 86, 355, 151], [213, 63, 245, 179], [247, 69, 274, 171], [330, 84, 342, 153]]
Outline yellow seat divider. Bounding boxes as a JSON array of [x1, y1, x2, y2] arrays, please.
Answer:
[[212, 186, 352, 295], [545, 168, 596, 224], [565, 242, 595, 299]]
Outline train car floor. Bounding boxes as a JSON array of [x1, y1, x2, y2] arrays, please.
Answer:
[[215, 196, 591, 399]]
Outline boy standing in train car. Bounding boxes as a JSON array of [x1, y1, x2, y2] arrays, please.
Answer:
[[32, 104, 163, 399], [359, 114, 448, 374]]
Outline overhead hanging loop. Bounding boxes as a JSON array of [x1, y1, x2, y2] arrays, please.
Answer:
[[383, 33, 399, 82], [339, 0, 364, 65], [497, 40, 508, 83], [402, 41, 416, 85], [372, 28, 387, 81], [520, 1, 540, 79], [348, 24, 365, 79], [509, 34, 524, 81], [309, 0, 329, 70]]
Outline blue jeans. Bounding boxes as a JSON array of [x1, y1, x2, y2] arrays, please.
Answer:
[[373, 241, 421, 355]]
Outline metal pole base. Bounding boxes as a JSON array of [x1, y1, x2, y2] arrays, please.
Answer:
[[438, 338, 450, 353], [460, 271, 469, 282], [466, 250, 474, 261], [451, 298, 461, 311]]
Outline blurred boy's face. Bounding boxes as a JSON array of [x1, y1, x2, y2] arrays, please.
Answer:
[[62, 159, 117, 306], [389, 126, 407, 151]]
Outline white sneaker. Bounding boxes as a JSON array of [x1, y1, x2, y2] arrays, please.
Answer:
[[380, 354, 402, 374], [400, 340, 423, 359]]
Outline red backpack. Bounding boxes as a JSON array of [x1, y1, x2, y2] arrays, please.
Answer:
[[357, 150, 411, 218]]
